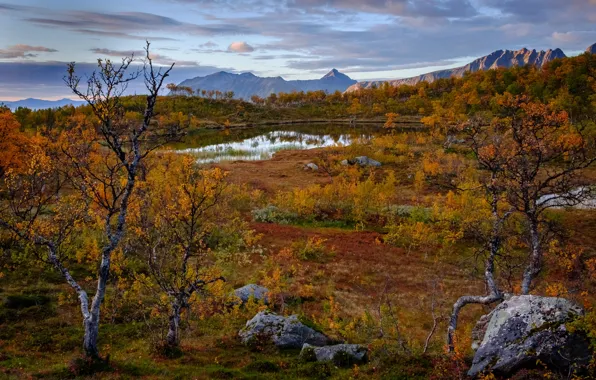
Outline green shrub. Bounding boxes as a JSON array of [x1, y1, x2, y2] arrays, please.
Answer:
[[252, 205, 299, 224], [383, 205, 433, 222]]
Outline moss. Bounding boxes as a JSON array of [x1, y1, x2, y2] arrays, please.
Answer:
[[243, 359, 281, 373], [300, 346, 317, 362], [4, 294, 50, 309], [294, 362, 333, 379]]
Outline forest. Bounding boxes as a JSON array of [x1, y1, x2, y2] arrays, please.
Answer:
[[1, 47, 596, 379]]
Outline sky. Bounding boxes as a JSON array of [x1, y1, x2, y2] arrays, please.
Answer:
[[0, 0, 595, 100]]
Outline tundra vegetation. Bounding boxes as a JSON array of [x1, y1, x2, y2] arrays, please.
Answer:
[[1, 48, 596, 379]]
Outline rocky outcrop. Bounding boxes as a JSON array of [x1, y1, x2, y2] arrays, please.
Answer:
[[346, 47, 567, 92], [232, 284, 269, 304], [341, 156, 382, 167], [301, 343, 368, 366], [469, 295, 591, 377], [239, 311, 330, 349]]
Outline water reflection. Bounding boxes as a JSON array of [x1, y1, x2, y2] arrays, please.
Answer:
[[177, 129, 372, 163]]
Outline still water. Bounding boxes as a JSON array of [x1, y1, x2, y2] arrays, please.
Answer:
[[173, 124, 384, 163]]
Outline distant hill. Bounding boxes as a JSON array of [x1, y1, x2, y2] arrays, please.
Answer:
[[587, 43, 596, 54], [177, 69, 357, 99], [1, 98, 85, 111], [346, 46, 570, 92]]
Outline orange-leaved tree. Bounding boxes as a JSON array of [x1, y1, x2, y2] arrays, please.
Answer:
[[447, 94, 596, 349], [0, 108, 29, 176]]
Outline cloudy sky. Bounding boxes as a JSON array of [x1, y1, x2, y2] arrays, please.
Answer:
[[0, 0, 595, 100]]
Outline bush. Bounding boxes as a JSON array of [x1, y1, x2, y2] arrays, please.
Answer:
[[383, 205, 433, 222], [292, 237, 333, 262], [251, 205, 299, 224]]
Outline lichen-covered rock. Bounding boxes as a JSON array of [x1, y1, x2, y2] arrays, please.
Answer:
[[304, 163, 319, 171], [469, 295, 591, 377], [301, 343, 367, 366], [354, 156, 381, 167], [239, 311, 330, 349], [232, 284, 269, 304]]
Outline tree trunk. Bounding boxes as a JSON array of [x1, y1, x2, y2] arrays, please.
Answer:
[[521, 218, 541, 295], [166, 302, 181, 348], [83, 316, 100, 357], [82, 252, 111, 358], [446, 190, 504, 351]]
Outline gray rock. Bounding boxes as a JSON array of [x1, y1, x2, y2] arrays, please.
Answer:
[[239, 311, 330, 349], [301, 343, 367, 365], [444, 134, 465, 148], [340, 159, 349, 166], [354, 156, 382, 167], [538, 186, 596, 210], [232, 284, 269, 304], [304, 163, 319, 171], [469, 295, 591, 377]]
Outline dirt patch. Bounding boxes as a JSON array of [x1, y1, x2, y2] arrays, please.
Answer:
[[215, 149, 333, 192]]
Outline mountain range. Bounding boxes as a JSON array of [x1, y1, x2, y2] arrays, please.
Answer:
[[4, 43, 596, 108], [345, 47, 569, 92], [177, 69, 356, 99], [1, 98, 85, 111]]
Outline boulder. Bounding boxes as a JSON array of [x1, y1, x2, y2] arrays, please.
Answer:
[[239, 311, 330, 349], [301, 343, 367, 365], [304, 163, 319, 171], [232, 284, 269, 304], [469, 295, 591, 377], [354, 156, 382, 167], [341, 157, 382, 167]]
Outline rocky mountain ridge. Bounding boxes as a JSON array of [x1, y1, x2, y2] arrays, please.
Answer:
[[345, 46, 570, 92], [177, 69, 356, 99]]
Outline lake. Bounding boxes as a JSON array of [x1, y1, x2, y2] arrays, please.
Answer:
[[172, 124, 387, 163]]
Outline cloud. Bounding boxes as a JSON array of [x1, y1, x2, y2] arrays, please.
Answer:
[[228, 41, 255, 53], [0, 4, 253, 41], [89, 48, 199, 67], [164, 0, 478, 18], [199, 41, 218, 48], [0, 44, 57, 59]]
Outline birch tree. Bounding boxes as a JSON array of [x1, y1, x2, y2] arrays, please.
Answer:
[[447, 95, 596, 349], [0, 42, 176, 359]]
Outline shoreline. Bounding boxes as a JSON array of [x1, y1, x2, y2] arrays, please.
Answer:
[[201, 117, 423, 130]]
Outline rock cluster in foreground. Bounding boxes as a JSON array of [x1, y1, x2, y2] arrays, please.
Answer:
[[239, 311, 367, 364], [239, 311, 330, 349]]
